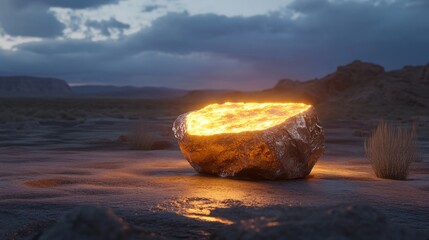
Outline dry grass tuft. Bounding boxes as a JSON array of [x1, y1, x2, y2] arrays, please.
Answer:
[[128, 121, 155, 150], [414, 143, 424, 162], [365, 121, 417, 180]]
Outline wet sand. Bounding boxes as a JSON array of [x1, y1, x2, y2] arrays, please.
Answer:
[[1, 124, 428, 239], [0, 117, 429, 239]]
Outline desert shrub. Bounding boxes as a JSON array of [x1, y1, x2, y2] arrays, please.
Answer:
[[415, 144, 424, 162], [365, 121, 417, 180], [128, 121, 155, 150]]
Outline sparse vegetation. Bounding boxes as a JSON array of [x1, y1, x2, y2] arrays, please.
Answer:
[[365, 121, 417, 180], [415, 144, 424, 162]]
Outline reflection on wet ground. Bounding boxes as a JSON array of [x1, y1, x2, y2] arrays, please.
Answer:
[[0, 148, 428, 239], [155, 197, 237, 225], [0, 126, 428, 239]]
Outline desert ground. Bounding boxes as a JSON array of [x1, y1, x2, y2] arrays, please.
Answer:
[[0, 98, 428, 239]]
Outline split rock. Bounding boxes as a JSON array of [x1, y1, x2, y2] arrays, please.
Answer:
[[173, 104, 324, 180]]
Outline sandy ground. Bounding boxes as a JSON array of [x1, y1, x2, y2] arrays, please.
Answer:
[[0, 119, 428, 239]]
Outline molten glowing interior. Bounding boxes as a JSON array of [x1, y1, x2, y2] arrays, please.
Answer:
[[186, 102, 311, 136]]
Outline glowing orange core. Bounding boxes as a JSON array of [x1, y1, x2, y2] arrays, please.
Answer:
[[186, 102, 311, 136]]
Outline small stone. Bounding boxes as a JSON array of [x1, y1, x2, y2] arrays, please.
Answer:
[[38, 206, 129, 240]]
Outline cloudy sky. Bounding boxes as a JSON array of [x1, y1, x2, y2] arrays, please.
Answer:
[[0, 0, 428, 90]]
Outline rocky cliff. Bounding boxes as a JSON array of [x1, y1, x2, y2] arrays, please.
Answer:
[[218, 60, 429, 119], [0, 76, 72, 97], [289, 60, 429, 119], [72, 85, 187, 99]]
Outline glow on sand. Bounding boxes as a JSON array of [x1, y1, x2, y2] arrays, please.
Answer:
[[186, 102, 311, 136]]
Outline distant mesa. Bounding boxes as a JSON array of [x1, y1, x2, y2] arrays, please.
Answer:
[[0, 76, 187, 99], [274, 78, 300, 89], [189, 59, 429, 119], [0, 76, 72, 97], [1, 60, 428, 118], [179, 89, 237, 102], [265, 60, 429, 118], [71, 85, 188, 99]]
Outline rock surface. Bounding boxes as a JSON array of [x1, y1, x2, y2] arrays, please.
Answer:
[[173, 106, 324, 180], [212, 204, 426, 240], [37, 206, 131, 240], [271, 60, 429, 119]]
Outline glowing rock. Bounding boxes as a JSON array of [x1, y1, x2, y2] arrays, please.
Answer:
[[173, 102, 324, 180]]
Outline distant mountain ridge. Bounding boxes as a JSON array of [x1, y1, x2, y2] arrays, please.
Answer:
[[270, 60, 429, 118], [1, 61, 429, 119], [0, 76, 72, 97], [0, 76, 187, 99], [211, 60, 429, 119], [71, 85, 188, 98]]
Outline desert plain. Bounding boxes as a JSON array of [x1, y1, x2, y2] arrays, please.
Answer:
[[1, 61, 429, 239], [0, 98, 428, 240]]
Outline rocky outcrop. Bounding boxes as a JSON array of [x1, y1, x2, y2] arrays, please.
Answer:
[[213, 205, 426, 240], [389, 64, 429, 84], [264, 60, 429, 119], [423, 64, 429, 80], [37, 204, 425, 240], [38, 206, 131, 240], [0, 76, 72, 97], [318, 60, 385, 94], [273, 78, 301, 89]]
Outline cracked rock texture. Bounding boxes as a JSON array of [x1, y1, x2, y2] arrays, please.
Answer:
[[173, 106, 324, 179]]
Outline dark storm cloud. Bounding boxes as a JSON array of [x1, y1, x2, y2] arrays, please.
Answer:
[[1, 0, 429, 89], [86, 18, 130, 36], [0, 0, 65, 37], [182, 1, 424, 67], [11, 0, 120, 9], [0, 0, 119, 37], [406, 0, 429, 7], [288, 0, 328, 12], [124, 1, 429, 78], [142, 5, 164, 12]]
